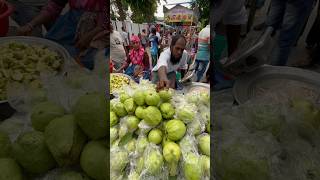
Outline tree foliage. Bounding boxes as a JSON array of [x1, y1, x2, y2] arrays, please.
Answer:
[[192, 0, 210, 28], [111, 0, 165, 23]]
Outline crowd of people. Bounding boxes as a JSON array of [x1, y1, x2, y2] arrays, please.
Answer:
[[110, 23, 210, 90], [212, 0, 320, 90]]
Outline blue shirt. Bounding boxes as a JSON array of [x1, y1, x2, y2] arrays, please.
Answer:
[[149, 35, 159, 55]]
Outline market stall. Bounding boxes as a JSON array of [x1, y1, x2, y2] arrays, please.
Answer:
[[110, 73, 211, 179]]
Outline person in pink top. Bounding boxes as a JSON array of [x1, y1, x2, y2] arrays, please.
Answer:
[[117, 35, 152, 81], [17, 0, 107, 70]]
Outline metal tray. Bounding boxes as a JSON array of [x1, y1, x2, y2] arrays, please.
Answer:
[[183, 82, 210, 94], [0, 36, 73, 114], [233, 65, 320, 104], [110, 73, 136, 94]]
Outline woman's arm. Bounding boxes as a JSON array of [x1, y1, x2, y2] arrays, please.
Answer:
[[116, 56, 130, 72], [17, 0, 67, 35]]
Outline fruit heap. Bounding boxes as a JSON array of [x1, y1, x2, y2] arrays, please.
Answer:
[[0, 42, 64, 100], [214, 98, 320, 180], [110, 74, 131, 93], [110, 80, 210, 180], [0, 92, 108, 180]]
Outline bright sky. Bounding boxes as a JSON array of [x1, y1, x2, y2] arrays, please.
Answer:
[[155, 0, 192, 18]]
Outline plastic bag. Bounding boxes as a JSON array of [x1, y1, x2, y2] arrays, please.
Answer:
[[140, 144, 168, 180]]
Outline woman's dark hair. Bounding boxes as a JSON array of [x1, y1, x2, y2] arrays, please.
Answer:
[[170, 34, 186, 47]]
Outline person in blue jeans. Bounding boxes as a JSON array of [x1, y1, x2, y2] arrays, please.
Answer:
[[266, 0, 315, 66], [194, 25, 210, 82], [149, 28, 159, 67]]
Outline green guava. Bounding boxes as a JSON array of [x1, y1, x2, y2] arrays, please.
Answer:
[[72, 92, 108, 139], [160, 103, 175, 119], [31, 101, 65, 131], [120, 92, 131, 103], [126, 115, 140, 132], [135, 106, 145, 119], [148, 129, 163, 145], [159, 89, 173, 102], [44, 115, 87, 167], [12, 131, 56, 174], [165, 119, 186, 141], [144, 106, 162, 126], [145, 91, 161, 106], [133, 91, 146, 106], [113, 102, 127, 117], [124, 98, 136, 114], [0, 158, 23, 180], [80, 141, 108, 180], [110, 111, 118, 127]]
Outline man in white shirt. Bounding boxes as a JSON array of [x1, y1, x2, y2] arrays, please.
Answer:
[[152, 34, 188, 90], [110, 25, 127, 70]]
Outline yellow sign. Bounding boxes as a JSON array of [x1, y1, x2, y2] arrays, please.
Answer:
[[165, 14, 193, 23]]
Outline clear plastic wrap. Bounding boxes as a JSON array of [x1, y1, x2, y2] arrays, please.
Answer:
[[139, 143, 168, 180]]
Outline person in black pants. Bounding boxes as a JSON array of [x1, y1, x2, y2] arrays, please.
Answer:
[[305, 1, 320, 65]]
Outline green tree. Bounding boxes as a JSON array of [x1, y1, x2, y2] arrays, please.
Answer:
[[192, 0, 210, 28], [112, 0, 165, 23]]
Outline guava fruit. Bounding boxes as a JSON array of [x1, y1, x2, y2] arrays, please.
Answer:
[[110, 127, 118, 144], [144, 106, 162, 126], [12, 131, 56, 174], [162, 135, 173, 147], [187, 118, 202, 136], [160, 103, 175, 119], [148, 129, 163, 144], [31, 101, 65, 131], [163, 142, 181, 176], [57, 171, 91, 180], [80, 141, 108, 180], [200, 155, 210, 177], [183, 153, 202, 180], [124, 98, 136, 114], [72, 92, 108, 139], [198, 134, 210, 156], [120, 92, 131, 103], [136, 136, 149, 154], [199, 92, 210, 106], [110, 111, 118, 127], [145, 91, 160, 106], [125, 138, 136, 153], [165, 119, 186, 141], [113, 102, 127, 117], [144, 146, 164, 175], [291, 99, 320, 129], [136, 156, 145, 173], [177, 105, 196, 124], [0, 158, 22, 180], [159, 89, 173, 102], [133, 91, 146, 106], [125, 116, 140, 132], [110, 147, 129, 172], [0, 131, 11, 158], [215, 141, 270, 180], [45, 115, 87, 167], [135, 106, 145, 119]]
